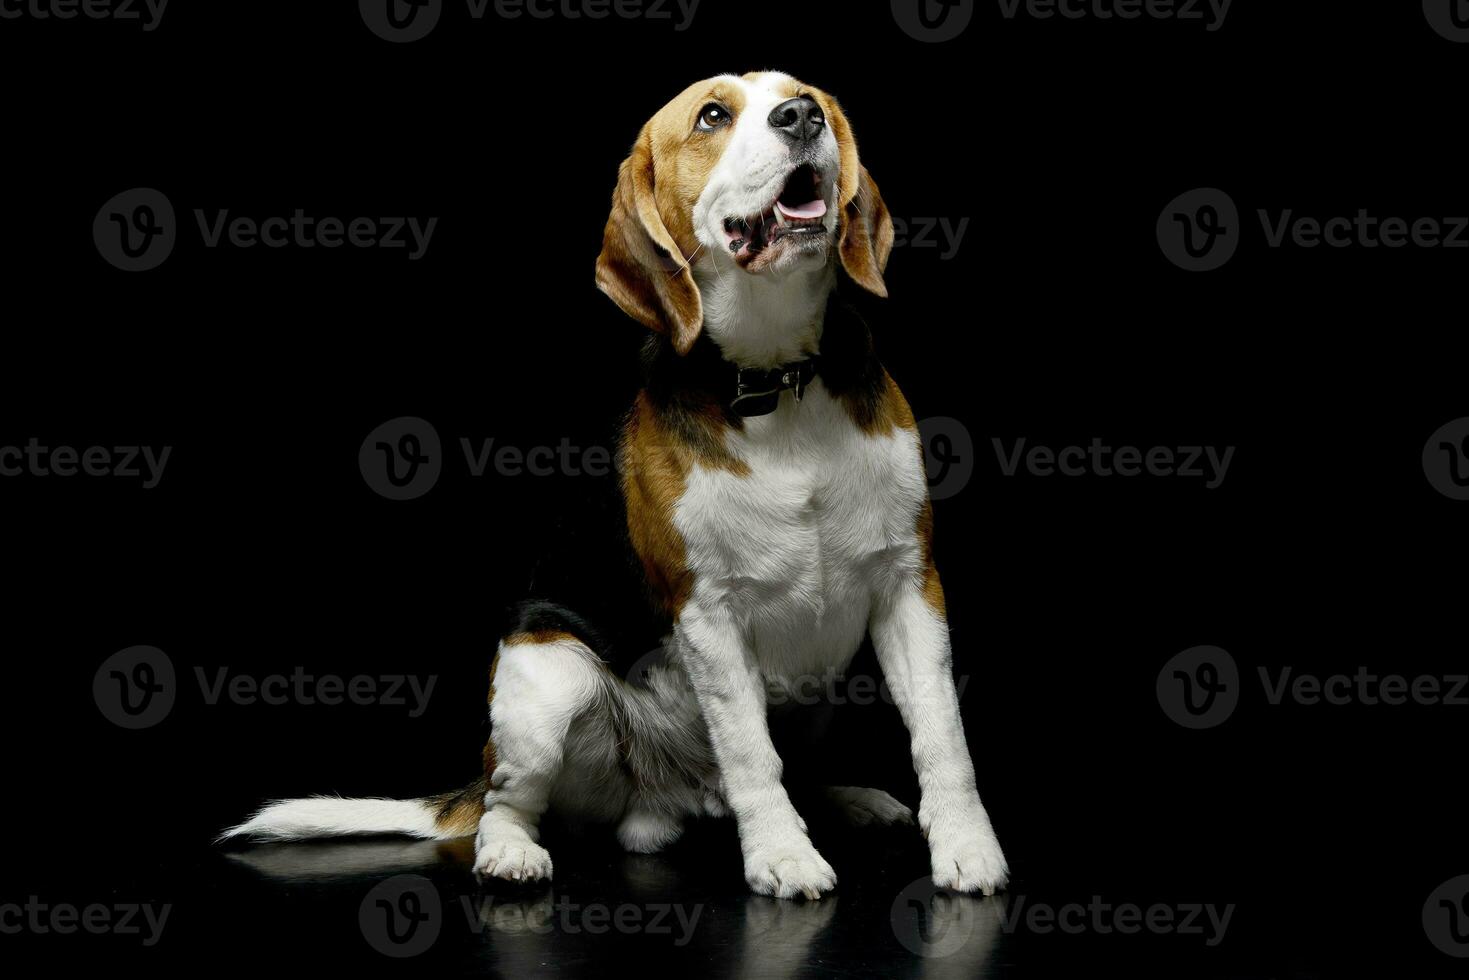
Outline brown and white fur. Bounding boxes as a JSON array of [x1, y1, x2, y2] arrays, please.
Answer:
[[224, 72, 1008, 901]]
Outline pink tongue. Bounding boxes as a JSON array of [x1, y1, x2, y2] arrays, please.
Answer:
[[776, 199, 828, 220]]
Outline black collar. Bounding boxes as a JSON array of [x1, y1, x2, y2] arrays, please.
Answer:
[[639, 290, 879, 424], [729, 357, 820, 418]]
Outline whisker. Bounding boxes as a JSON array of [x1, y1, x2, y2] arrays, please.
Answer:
[[668, 241, 705, 277]]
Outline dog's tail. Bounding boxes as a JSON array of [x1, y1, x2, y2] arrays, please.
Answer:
[[218, 777, 487, 843]]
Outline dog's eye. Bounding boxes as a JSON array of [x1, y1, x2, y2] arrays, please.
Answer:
[[696, 103, 731, 132]]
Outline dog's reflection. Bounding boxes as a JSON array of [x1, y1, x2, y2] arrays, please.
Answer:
[[732, 884, 1005, 980], [732, 894, 839, 978], [226, 837, 1004, 979], [223, 836, 473, 882], [458, 851, 840, 977], [892, 889, 1008, 980]]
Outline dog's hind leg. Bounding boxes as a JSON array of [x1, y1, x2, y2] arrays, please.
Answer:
[[615, 805, 684, 854], [609, 655, 721, 854], [822, 786, 915, 828], [473, 622, 622, 883]]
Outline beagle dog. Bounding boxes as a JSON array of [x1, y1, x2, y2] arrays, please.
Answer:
[[225, 71, 1008, 901]]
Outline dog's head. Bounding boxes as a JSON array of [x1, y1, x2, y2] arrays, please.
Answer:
[[595, 72, 894, 355]]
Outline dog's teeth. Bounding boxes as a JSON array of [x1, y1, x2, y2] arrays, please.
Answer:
[[774, 209, 789, 227]]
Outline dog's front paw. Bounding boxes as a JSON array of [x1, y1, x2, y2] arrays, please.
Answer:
[[928, 826, 1008, 896], [474, 837, 553, 883], [744, 838, 837, 900]]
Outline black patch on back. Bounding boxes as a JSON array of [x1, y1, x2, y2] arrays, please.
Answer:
[[508, 467, 672, 677], [510, 600, 609, 654]]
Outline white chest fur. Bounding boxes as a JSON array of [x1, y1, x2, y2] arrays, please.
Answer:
[[672, 382, 930, 687]]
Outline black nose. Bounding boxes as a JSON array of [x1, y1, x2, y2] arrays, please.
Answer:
[[768, 97, 825, 143]]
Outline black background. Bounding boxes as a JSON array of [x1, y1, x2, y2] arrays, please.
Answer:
[[1, 1, 1466, 977]]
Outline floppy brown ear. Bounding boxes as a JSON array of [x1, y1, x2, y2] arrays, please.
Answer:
[[595, 126, 703, 354], [838, 166, 894, 298], [821, 94, 895, 298]]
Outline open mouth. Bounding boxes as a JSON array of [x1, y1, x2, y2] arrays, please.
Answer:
[[723, 164, 830, 265]]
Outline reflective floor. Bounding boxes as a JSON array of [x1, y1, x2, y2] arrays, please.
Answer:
[[219, 829, 1016, 979], [23, 815, 1305, 980], [9, 803, 1456, 978]]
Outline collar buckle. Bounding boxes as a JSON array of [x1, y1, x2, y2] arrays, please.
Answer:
[[731, 358, 817, 417]]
